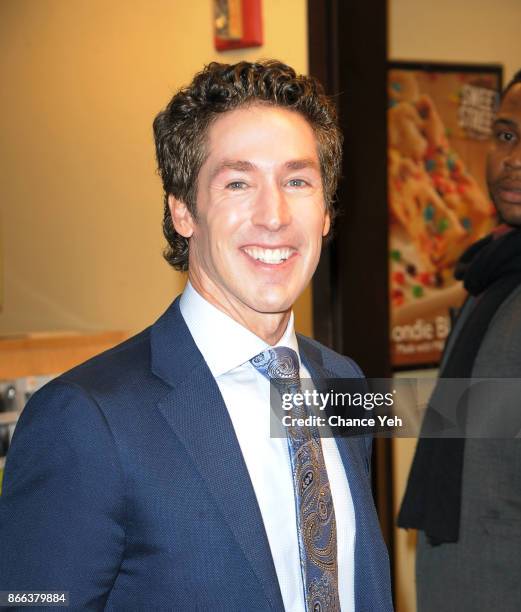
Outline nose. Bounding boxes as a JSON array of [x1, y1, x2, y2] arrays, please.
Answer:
[[251, 182, 291, 231], [505, 140, 521, 170]]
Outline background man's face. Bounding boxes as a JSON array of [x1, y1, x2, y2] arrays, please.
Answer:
[[487, 82, 521, 226], [175, 104, 330, 328]]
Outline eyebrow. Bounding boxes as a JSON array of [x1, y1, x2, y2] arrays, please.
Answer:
[[210, 158, 320, 181], [210, 160, 256, 181], [284, 158, 320, 171], [492, 117, 518, 130]]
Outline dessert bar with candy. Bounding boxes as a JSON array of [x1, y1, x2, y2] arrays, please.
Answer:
[[388, 71, 496, 308], [389, 248, 449, 309]]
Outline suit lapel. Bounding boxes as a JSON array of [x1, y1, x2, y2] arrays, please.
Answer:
[[151, 299, 284, 611]]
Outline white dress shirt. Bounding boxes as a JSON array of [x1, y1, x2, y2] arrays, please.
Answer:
[[180, 282, 355, 611]]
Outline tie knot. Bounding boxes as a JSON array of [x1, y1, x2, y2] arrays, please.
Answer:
[[250, 346, 300, 382]]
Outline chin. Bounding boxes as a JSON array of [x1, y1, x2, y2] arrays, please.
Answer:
[[249, 294, 296, 314], [498, 206, 521, 228]]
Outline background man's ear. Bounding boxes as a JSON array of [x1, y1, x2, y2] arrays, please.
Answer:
[[168, 195, 195, 238]]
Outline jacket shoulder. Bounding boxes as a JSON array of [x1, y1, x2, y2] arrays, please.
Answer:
[[297, 334, 364, 378], [60, 328, 152, 386], [50, 327, 171, 411]]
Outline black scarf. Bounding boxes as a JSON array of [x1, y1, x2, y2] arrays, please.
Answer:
[[397, 226, 521, 545]]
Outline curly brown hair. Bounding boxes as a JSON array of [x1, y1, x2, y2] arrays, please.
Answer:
[[153, 60, 342, 271]]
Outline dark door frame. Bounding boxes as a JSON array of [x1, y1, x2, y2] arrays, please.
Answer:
[[307, 0, 394, 579]]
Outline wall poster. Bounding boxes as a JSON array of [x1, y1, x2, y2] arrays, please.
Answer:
[[388, 62, 502, 367]]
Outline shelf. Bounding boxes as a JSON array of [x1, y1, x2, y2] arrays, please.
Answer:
[[0, 411, 19, 426], [0, 331, 128, 379]]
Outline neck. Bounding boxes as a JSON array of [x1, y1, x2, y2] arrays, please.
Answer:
[[188, 277, 291, 345], [247, 311, 291, 345]]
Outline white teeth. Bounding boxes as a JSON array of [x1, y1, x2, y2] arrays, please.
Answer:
[[243, 247, 293, 264]]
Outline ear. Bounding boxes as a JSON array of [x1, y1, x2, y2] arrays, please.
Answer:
[[168, 194, 195, 238], [322, 210, 331, 237]]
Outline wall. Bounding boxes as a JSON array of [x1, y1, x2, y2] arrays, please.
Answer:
[[391, 0, 521, 83], [0, 0, 311, 335], [390, 1, 521, 611]]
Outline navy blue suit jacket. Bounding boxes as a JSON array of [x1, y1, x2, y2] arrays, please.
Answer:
[[0, 298, 392, 611]]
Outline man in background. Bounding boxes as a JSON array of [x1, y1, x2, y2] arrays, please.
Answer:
[[399, 70, 521, 611], [0, 61, 392, 611]]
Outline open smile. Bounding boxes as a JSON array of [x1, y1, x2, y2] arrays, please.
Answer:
[[242, 246, 297, 265]]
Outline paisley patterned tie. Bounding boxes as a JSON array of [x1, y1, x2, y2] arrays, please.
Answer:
[[250, 347, 341, 612]]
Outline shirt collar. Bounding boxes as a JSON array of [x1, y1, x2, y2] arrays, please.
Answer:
[[179, 281, 301, 377]]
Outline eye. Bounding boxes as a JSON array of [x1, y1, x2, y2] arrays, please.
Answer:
[[496, 130, 516, 143], [287, 178, 308, 188], [226, 181, 248, 190]]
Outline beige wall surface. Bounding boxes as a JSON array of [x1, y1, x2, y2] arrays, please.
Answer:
[[390, 2, 521, 611], [390, 0, 521, 83], [0, 0, 312, 336]]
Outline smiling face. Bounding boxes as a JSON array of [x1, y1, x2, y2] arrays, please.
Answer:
[[169, 104, 330, 342], [487, 82, 521, 226]]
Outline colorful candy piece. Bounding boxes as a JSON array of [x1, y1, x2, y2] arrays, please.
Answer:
[[424, 158, 436, 172], [412, 285, 424, 298], [432, 174, 444, 190], [391, 82, 402, 92], [390, 249, 401, 262], [425, 145, 437, 158], [461, 217, 472, 230], [391, 288, 405, 307], [423, 203, 435, 221], [405, 263, 417, 277], [437, 218, 449, 234], [393, 271, 406, 286], [418, 272, 432, 286]]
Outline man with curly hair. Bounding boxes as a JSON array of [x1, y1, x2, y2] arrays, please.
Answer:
[[0, 61, 392, 611]]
